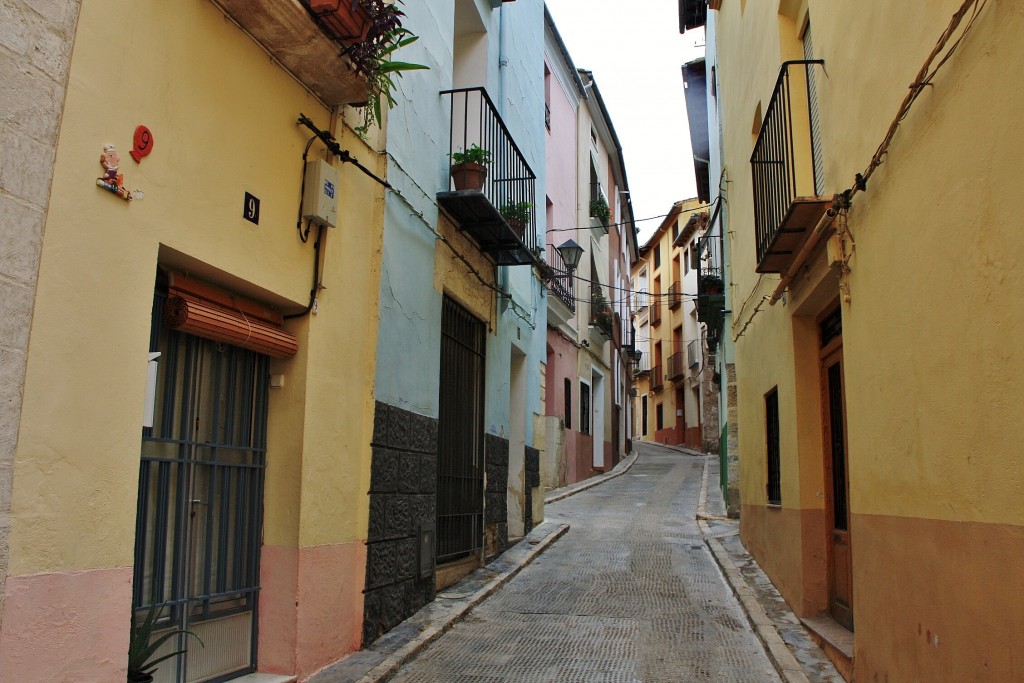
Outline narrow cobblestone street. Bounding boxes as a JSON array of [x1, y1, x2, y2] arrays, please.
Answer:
[[388, 443, 780, 682]]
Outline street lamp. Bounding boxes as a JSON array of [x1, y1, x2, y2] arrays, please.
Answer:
[[556, 239, 583, 276]]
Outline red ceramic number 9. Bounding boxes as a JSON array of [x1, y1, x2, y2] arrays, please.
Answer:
[[130, 125, 153, 163]]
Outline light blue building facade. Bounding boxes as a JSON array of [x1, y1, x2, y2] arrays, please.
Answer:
[[363, 0, 549, 643]]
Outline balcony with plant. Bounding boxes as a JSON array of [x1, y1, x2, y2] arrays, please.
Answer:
[[589, 291, 615, 342], [437, 88, 538, 266], [212, 0, 426, 114], [697, 215, 725, 352], [589, 193, 611, 232]]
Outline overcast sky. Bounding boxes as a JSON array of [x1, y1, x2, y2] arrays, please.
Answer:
[[545, 0, 706, 243]]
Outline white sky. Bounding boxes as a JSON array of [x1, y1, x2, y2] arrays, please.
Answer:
[[545, 0, 706, 244]]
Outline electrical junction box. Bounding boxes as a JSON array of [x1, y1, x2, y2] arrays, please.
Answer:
[[303, 160, 339, 228]]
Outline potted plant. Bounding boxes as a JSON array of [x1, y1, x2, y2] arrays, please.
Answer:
[[308, 0, 374, 45], [589, 195, 611, 225], [700, 274, 724, 295], [338, 0, 429, 138], [449, 144, 492, 191], [128, 605, 204, 682], [500, 201, 532, 237]]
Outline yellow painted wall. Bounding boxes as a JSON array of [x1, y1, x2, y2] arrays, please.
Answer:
[[724, 0, 1024, 524], [10, 0, 383, 575], [719, 0, 1024, 677]]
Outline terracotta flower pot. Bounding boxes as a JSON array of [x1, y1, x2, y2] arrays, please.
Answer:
[[506, 219, 526, 239], [308, 0, 373, 45], [450, 162, 488, 191]]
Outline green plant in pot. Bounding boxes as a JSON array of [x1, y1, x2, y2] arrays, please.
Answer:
[[128, 604, 204, 682], [589, 195, 611, 225], [700, 274, 724, 295], [343, 0, 429, 138], [450, 144, 492, 191], [500, 201, 532, 237]]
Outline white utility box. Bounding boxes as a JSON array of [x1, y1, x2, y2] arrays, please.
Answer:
[[303, 159, 339, 228]]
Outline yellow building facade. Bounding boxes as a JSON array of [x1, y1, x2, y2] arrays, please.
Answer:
[[713, 0, 1024, 679], [0, 2, 385, 680]]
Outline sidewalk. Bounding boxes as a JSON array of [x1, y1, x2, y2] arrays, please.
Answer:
[[696, 452, 842, 683]]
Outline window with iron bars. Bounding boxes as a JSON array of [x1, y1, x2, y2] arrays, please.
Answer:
[[766, 388, 781, 505]]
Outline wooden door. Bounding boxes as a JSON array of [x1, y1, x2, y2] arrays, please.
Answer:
[[819, 306, 853, 630]]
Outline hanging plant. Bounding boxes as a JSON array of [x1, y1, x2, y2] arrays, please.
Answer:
[[342, 0, 429, 138]]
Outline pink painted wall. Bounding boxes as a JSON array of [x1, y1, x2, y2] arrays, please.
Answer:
[[572, 432, 595, 484], [259, 542, 367, 680], [0, 566, 133, 682], [544, 58, 579, 241], [546, 335, 578, 487]]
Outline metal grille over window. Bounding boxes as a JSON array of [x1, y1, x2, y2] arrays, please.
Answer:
[[580, 383, 591, 434], [766, 389, 782, 505], [827, 362, 848, 530]]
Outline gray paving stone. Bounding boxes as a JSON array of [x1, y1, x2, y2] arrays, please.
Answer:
[[389, 445, 781, 682]]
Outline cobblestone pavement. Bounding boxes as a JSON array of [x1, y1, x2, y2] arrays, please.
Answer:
[[388, 443, 781, 682]]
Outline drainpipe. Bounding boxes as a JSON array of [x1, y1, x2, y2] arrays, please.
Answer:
[[496, 3, 510, 308], [498, 3, 509, 113]]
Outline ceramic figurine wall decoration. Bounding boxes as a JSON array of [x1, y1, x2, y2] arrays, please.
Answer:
[[97, 144, 132, 200]]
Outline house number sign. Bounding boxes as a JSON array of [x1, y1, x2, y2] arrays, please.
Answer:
[[243, 192, 260, 225], [130, 125, 153, 162]]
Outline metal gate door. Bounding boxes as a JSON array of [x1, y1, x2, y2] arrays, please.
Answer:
[[134, 292, 269, 683], [436, 296, 486, 563]]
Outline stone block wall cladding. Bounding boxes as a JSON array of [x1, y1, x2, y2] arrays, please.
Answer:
[[484, 434, 509, 559], [523, 446, 540, 533], [0, 0, 83, 617], [364, 402, 439, 645], [702, 364, 720, 454]]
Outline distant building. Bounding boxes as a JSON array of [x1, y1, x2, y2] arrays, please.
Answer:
[[631, 199, 717, 452]]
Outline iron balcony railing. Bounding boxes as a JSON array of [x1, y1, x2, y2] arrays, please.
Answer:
[[667, 352, 686, 381], [687, 338, 700, 368], [650, 364, 664, 392], [697, 203, 725, 352], [439, 88, 537, 265], [649, 296, 662, 326], [633, 352, 650, 375], [590, 293, 614, 340], [750, 60, 827, 273], [668, 281, 683, 310], [545, 245, 575, 311]]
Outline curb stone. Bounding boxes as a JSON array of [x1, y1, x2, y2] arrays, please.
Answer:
[[697, 458, 811, 683], [544, 448, 639, 504]]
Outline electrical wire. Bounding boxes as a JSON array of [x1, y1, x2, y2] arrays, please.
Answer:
[[285, 224, 326, 320], [835, 0, 987, 209], [544, 200, 718, 234], [296, 135, 318, 243]]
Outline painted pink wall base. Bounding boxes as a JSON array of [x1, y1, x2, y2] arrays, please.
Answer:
[[0, 566, 133, 682], [259, 542, 367, 680]]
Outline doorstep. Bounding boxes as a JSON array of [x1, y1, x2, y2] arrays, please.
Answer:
[[231, 674, 296, 683], [800, 617, 854, 682]]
